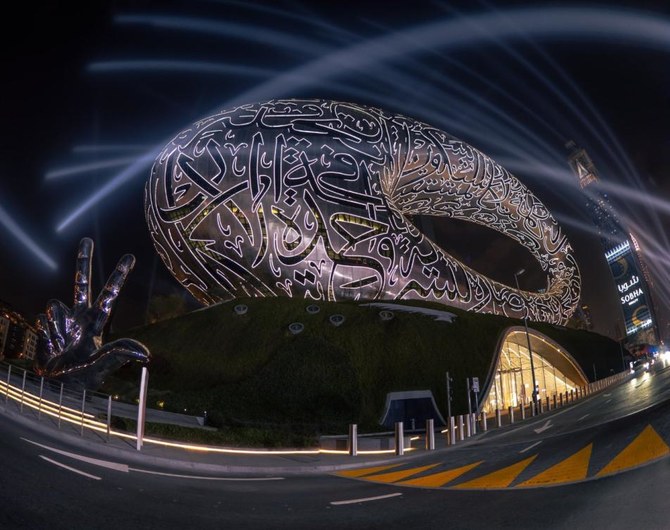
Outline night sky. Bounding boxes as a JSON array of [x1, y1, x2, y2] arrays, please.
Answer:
[[1, 0, 669, 340]]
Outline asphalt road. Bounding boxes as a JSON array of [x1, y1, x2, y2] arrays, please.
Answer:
[[2, 360, 670, 529]]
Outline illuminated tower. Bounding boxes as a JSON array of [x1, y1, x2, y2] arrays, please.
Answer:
[[567, 142, 659, 346]]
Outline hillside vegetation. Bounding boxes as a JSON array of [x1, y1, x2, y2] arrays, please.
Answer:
[[106, 297, 625, 446]]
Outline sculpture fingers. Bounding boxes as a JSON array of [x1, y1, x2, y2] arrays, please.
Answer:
[[93, 254, 136, 330], [98, 338, 151, 363], [64, 339, 150, 389], [74, 237, 94, 310], [36, 237, 150, 390], [45, 299, 70, 354], [35, 339, 150, 389], [33, 314, 56, 372]]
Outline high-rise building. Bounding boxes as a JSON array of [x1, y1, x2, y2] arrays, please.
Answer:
[[0, 301, 42, 360], [567, 142, 659, 346]]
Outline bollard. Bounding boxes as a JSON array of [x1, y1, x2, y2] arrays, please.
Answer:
[[449, 416, 456, 445], [466, 413, 472, 437], [553, 395, 557, 409], [480, 411, 487, 432], [458, 415, 465, 441], [571, 390, 575, 402], [509, 405, 514, 424], [107, 395, 113, 441], [136, 366, 149, 451], [426, 419, 435, 450], [471, 412, 477, 435], [539, 399, 544, 414], [520, 403, 525, 420], [395, 421, 404, 455], [546, 396, 550, 411], [349, 424, 358, 456], [495, 408, 502, 428]]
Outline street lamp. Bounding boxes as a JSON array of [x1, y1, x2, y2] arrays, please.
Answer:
[[514, 269, 538, 413]]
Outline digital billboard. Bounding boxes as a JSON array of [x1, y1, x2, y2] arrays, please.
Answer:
[[605, 241, 653, 336]]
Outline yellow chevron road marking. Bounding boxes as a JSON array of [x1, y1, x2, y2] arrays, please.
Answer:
[[451, 455, 538, 490], [363, 463, 441, 483], [335, 464, 401, 478], [597, 425, 670, 477], [399, 461, 484, 488], [516, 444, 592, 487]]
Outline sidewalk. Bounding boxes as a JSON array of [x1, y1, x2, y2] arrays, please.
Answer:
[[0, 397, 439, 476], [1, 363, 630, 476]]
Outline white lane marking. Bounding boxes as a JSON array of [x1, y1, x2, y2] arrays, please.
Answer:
[[129, 468, 284, 481], [534, 420, 553, 434], [22, 438, 129, 472], [22, 438, 284, 481], [39, 455, 101, 480], [605, 399, 612, 404], [22, 438, 283, 482], [519, 441, 542, 454], [578, 414, 590, 422], [331, 493, 403, 506], [603, 393, 611, 397]]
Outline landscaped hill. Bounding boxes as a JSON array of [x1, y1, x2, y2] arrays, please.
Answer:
[[106, 297, 626, 444]]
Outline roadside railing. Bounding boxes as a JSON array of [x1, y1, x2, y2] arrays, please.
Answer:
[[0, 360, 635, 457]]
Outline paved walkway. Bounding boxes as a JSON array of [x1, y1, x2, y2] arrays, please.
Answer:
[[0, 398, 441, 476], [0, 363, 628, 477]]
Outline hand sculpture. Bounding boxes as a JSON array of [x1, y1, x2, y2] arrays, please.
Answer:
[[34, 237, 150, 390]]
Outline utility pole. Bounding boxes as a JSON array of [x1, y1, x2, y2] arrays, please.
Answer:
[[446, 371, 452, 420]]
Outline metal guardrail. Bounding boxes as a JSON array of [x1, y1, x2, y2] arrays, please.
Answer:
[[0, 361, 633, 457]]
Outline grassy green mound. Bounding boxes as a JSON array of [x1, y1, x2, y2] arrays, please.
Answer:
[[105, 297, 625, 446]]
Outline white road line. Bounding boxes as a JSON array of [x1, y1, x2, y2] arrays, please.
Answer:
[[39, 455, 101, 480], [331, 493, 402, 506], [519, 441, 542, 454], [533, 420, 553, 434], [578, 414, 590, 422], [22, 438, 129, 472], [129, 468, 284, 481], [22, 438, 284, 482]]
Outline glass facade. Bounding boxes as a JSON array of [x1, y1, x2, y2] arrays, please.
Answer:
[[482, 329, 588, 414]]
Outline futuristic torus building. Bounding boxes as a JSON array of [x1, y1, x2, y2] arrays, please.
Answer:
[[146, 99, 581, 324]]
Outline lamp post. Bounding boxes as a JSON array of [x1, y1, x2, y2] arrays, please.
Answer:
[[514, 269, 538, 413]]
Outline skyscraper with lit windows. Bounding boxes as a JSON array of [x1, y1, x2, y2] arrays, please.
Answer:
[[567, 142, 658, 346]]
